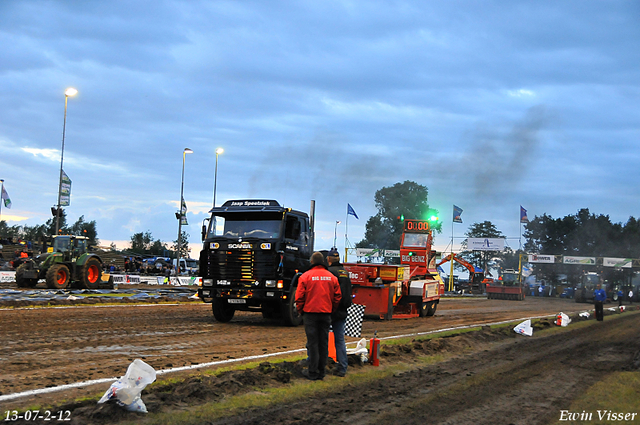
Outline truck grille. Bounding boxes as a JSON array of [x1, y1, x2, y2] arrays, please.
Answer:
[[203, 250, 274, 285]]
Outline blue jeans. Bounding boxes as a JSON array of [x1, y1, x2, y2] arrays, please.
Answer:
[[332, 318, 348, 374]]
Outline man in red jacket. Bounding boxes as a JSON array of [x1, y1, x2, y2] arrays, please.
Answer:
[[296, 251, 341, 380]]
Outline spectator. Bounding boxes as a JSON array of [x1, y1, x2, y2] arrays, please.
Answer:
[[629, 289, 634, 305], [618, 289, 624, 307], [594, 284, 606, 321], [326, 249, 352, 377], [295, 252, 341, 381]]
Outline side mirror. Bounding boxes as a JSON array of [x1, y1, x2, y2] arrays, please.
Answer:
[[201, 218, 210, 241]]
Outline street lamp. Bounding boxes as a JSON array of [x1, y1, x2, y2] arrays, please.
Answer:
[[55, 87, 77, 234], [333, 220, 341, 249], [212, 147, 224, 207], [176, 148, 193, 277]]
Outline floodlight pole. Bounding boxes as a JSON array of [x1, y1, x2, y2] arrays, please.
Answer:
[[176, 148, 193, 277]]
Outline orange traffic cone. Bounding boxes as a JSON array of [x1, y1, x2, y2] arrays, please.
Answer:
[[328, 331, 336, 362]]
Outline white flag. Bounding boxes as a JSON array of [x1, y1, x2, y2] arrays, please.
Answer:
[[1, 186, 11, 209]]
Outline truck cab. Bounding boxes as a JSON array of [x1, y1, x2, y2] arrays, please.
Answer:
[[198, 200, 312, 325]]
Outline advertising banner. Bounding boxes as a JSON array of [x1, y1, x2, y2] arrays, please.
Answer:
[[467, 238, 505, 251], [355, 248, 400, 258], [528, 254, 555, 264], [563, 256, 596, 265], [60, 171, 72, 206], [602, 258, 633, 268], [0, 271, 15, 282]]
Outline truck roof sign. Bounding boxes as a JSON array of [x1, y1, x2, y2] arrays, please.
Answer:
[[222, 200, 281, 207]]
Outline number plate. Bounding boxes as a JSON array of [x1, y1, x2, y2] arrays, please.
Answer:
[[227, 299, 246, 304]]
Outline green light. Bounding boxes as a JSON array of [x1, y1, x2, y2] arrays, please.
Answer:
[[429, 215, 439, 221]]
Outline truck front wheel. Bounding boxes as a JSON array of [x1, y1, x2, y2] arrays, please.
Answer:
[[426, 301, 437, 316], [15, 263, 38, 288], [212, 298, 235, 322], [281, 275, 303, 326]]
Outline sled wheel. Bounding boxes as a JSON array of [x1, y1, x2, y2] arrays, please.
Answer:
[[46, 264, 70, 289], [418, 300, 428, 317], [426, 301, 437, 316], [212, 297, 235, 322]]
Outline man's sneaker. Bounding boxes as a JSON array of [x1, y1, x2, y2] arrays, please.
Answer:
[[334, 370, 346, 377]]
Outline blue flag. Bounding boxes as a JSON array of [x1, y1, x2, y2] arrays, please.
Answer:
[[453, 205, 463, 223], [520, 206, 529, 223], [347, 203, 359, 219]]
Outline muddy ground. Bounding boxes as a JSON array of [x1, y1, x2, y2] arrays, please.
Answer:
[[1, 292, 638, 424]]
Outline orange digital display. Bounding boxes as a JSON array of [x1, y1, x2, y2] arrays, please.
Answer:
[[404, 219, 430, 233]]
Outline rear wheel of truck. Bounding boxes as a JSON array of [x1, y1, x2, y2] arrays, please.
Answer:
[[426, 301, 437, 316], [46, 264, 71, 289], [212, 298, 235, 322], [281, 275, 303, 326], [15, 263, 38, 288], [79, 257, 103, 289]]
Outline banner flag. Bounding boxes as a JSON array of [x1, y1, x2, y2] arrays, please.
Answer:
[[60, 171, 72, 206], [181, 198, 188, 214], [520, 205, 529, 223], [1, 186, 11, 209], [347, 203, 359, 219], [453, 205, 463, 223]]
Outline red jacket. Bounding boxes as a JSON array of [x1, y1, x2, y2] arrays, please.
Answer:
[[296, 264, 341, 314]]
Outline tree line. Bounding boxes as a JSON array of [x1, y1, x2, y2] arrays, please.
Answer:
[[356, 181, 640, 278]]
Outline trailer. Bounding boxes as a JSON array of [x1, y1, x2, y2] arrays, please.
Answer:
[[486, 269, 526, 300], [344, 219, 444, 319]]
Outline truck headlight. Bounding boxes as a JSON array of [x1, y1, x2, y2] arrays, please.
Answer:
[[203, 279, 213, 286], [265, 280, 276, 288]]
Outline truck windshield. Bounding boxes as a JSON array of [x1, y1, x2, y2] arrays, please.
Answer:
[[583, 274, 600, 290], [208, 217, 281, 239]]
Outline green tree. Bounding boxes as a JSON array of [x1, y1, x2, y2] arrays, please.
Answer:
[[130, 231, 154, 254], [172, 230, 191, 259], [69, 215, 99, 246], [357, 181, 440, 249]]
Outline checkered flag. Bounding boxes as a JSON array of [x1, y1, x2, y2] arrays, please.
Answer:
[[345, 303, 365, 338]]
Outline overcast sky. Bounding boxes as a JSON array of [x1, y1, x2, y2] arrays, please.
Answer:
[[1, 0, 639, 257]]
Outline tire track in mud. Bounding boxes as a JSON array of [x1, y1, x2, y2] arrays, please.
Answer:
[[213, 313, 640, 425], [0, 297, 599, 410]]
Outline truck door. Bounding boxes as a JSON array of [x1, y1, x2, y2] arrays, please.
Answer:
[[284, 214, 311, 267]]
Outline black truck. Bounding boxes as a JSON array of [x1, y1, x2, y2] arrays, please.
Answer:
[[198, 199, 314, 325]]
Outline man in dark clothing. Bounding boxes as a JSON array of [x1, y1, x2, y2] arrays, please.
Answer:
[[296, 251, 341, 380], [327, 248, 352, 377], [594, 284, 606, 321]]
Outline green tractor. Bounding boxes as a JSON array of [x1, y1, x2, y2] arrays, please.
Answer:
[[15, 235, 106, 289]]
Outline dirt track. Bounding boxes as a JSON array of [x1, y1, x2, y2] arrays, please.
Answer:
[[0, 295, 609, 414]]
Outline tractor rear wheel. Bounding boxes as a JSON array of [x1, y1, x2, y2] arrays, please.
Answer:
[[15, 263, 38, 288], [79, 257, 102, 289], [46, 264, 71, 289]]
